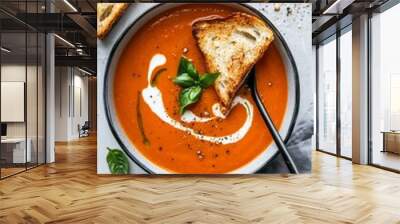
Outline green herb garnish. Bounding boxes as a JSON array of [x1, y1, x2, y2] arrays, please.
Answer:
[[106, 148, 129, 174], [173, 56, 219, 114], [178, 57, 198, 80], [179, 85, 202, 114], [174, 73, 196, 87], [199, 72, 219, 88]]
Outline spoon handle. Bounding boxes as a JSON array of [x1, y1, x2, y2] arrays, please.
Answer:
[[249, 71, 299, 174]]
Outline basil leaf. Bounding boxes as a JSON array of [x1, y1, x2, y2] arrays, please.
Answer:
[[173, 73, 195, 87], [177, 57, 190, 76], [179, 88, 192, 114], [199, 72, 219, 88], [189, 85, 202, 100], [106, 148, 129, 174], [177, 57, 199, 80], [186, 62, 199, 81], [179, 86, 202, 114]]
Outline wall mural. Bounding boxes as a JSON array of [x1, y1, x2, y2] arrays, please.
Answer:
[[97, 3, 313, 174]]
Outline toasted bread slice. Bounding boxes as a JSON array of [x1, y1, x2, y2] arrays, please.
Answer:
[[97, 3, 129, 39], [193, 13, 274, 109]]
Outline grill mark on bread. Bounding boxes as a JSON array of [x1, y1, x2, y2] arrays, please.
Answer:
[[235, 30, 257, 42], [99, 5, 113, 21]]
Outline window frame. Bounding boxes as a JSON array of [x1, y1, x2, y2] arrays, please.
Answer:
[[367, 1, 400, 173], [0, 0, 48, 180], [315, 24, 353, 161]]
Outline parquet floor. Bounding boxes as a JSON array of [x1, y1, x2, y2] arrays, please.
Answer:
[[1, 167, 26, 178], [1, 135, 400, 223]]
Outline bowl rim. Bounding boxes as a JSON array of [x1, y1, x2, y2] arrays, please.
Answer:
[[103, 3, 300, 174]]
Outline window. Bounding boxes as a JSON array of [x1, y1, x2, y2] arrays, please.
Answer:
[[340, 28, 352, 158], [316, 26, 353, 159], [318, 36, 337, 154], [370, 3, 400, 171], [0, 0, 47, 179]]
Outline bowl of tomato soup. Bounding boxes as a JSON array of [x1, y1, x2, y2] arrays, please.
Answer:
[[104, 3, 299, 174]]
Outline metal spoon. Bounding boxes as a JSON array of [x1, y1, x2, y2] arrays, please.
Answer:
[[246, 68, 299, 174]]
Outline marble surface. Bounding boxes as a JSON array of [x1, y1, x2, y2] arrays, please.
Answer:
[[97, 3, 313, 174]]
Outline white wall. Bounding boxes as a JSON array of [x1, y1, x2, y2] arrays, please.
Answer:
[[1, 65, 38, 138], [1, 65, 26, 140], [54, 66, 89, 141], [54, 67, 69, 141], [1, 63, 46, 164], [72, 73, 89, 138]]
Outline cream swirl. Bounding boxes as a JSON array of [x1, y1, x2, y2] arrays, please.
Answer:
[[141, 54, 254, 144]]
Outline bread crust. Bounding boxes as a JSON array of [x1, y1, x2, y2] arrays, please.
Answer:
[[192, 13, 274, 109], [97, 3, 129, 39]]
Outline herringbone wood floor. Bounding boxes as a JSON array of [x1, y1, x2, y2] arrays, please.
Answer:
[[1, 135, 400, 224]]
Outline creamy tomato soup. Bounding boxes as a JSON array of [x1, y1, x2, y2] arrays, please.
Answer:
[[113, 4, 288, 173]]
